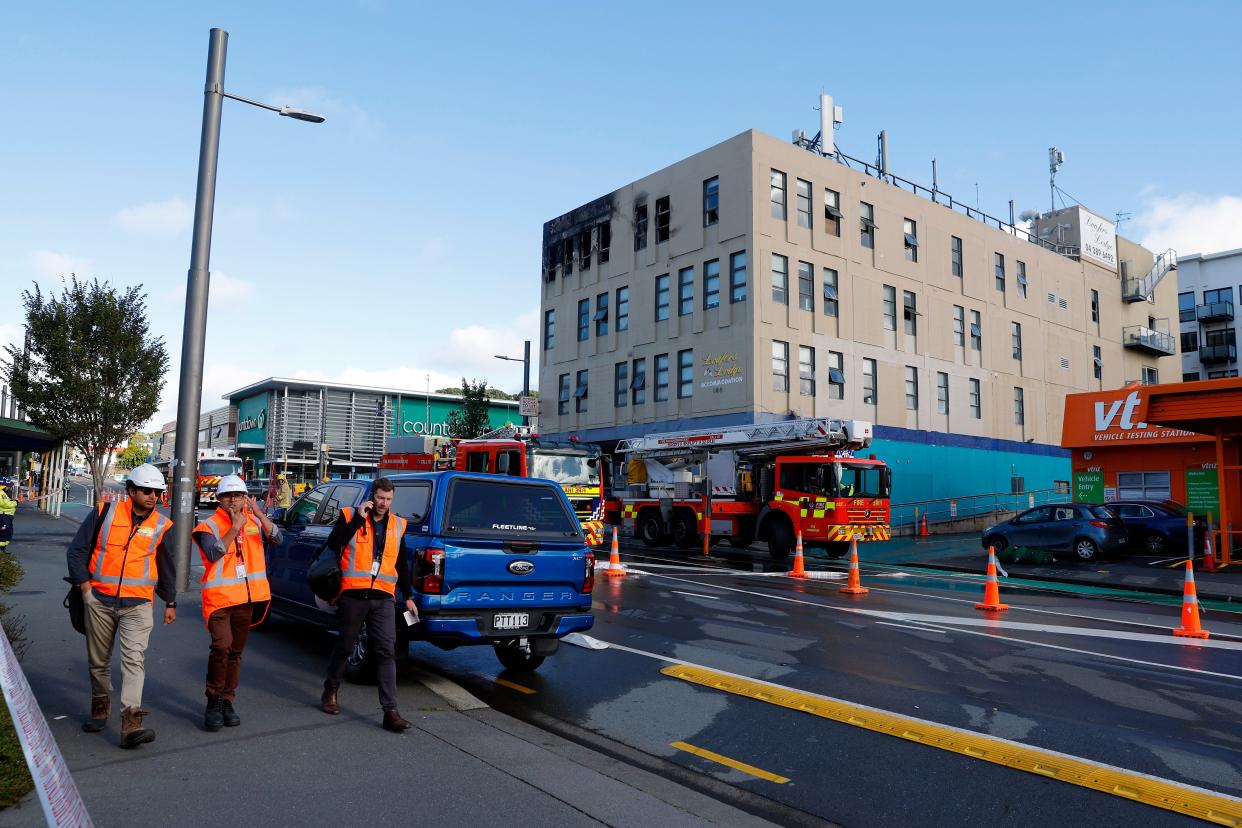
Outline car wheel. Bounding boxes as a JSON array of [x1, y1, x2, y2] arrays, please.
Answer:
[[344, 620, 378, 685], [1073, 537, 1099, 562], [984, 535, 1008, 553], [493, 640, 546, 673], [766, 518, 793, 561], [638, 513, 667, 548], [1144, 532, 1167, 555], [672, 510, 699, 550]]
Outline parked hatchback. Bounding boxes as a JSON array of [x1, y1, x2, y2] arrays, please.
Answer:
[[1106, 500, 1202, 555], [982, 503, 1128, 561]]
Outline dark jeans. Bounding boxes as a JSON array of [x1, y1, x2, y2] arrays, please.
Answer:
[[206, 604, 253, 701], [325, 595, 397, 711]]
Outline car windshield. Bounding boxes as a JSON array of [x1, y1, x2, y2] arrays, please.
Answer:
[[201, 459, 242, 476], [526, 450, 600, 486], [445, 478, 580, 539], [836, 463, 890, 498]]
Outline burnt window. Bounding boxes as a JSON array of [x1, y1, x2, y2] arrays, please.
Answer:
[[578, 228, 592, 271], [703, 177, 719, 226], [655, 196, 671, 243], [634, 202, 648, 251], [598, 222, 611, 264], [562, 237, 574, 276]]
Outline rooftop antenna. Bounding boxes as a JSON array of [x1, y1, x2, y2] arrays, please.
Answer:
[[812, 93, 842, 156], [1048, 147, 1065, 211], [1115, 210, 1132, 232]]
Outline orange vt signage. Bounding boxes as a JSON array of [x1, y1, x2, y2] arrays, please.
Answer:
[[1062, 388, 1205, 447]]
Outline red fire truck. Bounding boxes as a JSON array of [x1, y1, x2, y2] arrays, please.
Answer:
[[155, 448, 244, 509], [606, 418, 890, 560]]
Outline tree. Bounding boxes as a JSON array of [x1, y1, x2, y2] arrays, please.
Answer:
[[117, 433, 150, 470], [444, 378, 493, 438], [436, 385, 518, 400], [1, 277, 169, 495]]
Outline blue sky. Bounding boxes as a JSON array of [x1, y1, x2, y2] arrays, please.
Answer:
[[2, 1, 1239, 429]]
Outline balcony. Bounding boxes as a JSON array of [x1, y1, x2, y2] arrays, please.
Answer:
[[1122, 325, 1176, 356], [1200, 343, 1238, 365], [1197, 300, 1235, 323]]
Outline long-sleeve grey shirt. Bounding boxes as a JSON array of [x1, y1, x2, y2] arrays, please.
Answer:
[[66, 505, 177, 607]]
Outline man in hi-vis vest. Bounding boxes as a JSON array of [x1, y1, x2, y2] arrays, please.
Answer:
[[66, 463, 176, 749], [319, 476, 417, 733], [192, 475, 281, 732]]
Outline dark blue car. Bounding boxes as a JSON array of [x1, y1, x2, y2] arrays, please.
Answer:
[[981, 503, 1128, 562], [267, 471, 595, 676], [1107, 500, 1201, 555]]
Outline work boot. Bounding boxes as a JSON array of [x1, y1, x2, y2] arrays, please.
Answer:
[[320, 687, 340, 715], [221, 699, 240, 728], [119, 707, 155, 749], [204, 696, 224, 732], [382, 709, 411, 733], [82, 695, 109, 733]]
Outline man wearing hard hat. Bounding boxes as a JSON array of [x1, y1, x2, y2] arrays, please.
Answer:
[[191, 475, 280, 732], [275, 474, 292, 512], [66, 463, 177, 749]]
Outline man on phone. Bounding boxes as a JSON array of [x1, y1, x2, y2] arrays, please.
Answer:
[[192, 475, 280, 731], [319, 477, 418, 732]]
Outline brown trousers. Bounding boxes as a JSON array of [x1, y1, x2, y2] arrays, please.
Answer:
[[205, 604, 253, 700]]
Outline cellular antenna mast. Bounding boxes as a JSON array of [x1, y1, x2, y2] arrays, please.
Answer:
[[1048, 147, 1065, 211]]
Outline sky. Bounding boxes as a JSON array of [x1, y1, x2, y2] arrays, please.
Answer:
[[2, 1, 1240, 431]]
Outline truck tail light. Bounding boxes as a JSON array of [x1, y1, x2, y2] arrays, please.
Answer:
[[583, 552, 595, 594], [421, 548, 445, 594]]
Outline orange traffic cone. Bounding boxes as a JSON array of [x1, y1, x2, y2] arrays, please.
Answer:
[[919, 514, 929, 537], [975, 546, 1009, 612], [840, 538, 869, 595], [789, 532, 807, 578], [1172, 559, 1210, 639], [605, 527, 626, 577], [1202, 531, 1218, 574]]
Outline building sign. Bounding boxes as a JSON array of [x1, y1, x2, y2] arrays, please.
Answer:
[[1062, 388, 1205, 447], [519, 396, 539, 417], [238, 409, 265, 432], [1073, 471, 1104, 504], [1077, 207, 1117, 270], [394, 397, 516, 438], [701, 352, 744, 389], [1185, 468, 1220, 515], [236, 393, 268, 447]]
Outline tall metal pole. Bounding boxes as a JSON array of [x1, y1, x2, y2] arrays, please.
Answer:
[[521, 339, 531, 426], [170, 28, 227, 593]]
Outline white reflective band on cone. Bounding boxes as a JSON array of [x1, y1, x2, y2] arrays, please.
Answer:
[[0, 629, 92, 826]]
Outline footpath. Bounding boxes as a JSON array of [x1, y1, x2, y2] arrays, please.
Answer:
[[867, 531, 1242, 608], [0, 506, 782, 828]]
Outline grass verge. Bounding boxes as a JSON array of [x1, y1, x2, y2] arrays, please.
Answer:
[[0, 553, 33, 808]]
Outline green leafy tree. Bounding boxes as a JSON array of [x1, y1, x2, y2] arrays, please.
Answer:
[[117, 433, 150, 470], [1, 277, 169, 495], [445, 378, 493, 438], [436, 385, 518, 400]]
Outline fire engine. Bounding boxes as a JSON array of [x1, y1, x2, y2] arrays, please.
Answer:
[[607, 417, 891, 560], [379, 427, 607, 545], [155, 448, 243, 508]]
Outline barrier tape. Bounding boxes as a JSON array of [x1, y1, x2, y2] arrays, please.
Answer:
[[0, 631, 92, 826]]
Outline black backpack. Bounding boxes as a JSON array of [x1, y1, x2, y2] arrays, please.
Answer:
[[64, 503, 110, 635]]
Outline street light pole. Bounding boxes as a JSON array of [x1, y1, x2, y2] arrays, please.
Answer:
[[169, 28, 324, 593], [169, 28, 227, 593], [494, 339, 532, 426]]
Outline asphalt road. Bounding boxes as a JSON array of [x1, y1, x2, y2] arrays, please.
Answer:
[[410, 541, 1242, 827]]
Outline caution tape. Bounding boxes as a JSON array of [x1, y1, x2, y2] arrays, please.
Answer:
[[0, 628, 92, 826]]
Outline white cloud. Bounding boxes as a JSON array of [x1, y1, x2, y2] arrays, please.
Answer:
[[114, 196, 194, 236], [26, 249, 92, 278], [292, 366, 464, 394], [148, 361, 266, 430], [209, 272, 257, 303], [1132, 193, 1242, 256]]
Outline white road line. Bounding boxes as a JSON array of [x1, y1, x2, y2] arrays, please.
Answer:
[[875, 621, 949, 634], [670, 590, 720, 600]]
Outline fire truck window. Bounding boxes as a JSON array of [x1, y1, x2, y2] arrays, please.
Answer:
[[779, 465, 811, 493], [498, 451, 521, 476], [466, 452, 490, 473], [838, 465, 887, 498], [288, 488, 325, 526]]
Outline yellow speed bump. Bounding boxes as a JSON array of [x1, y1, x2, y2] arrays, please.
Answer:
[[661, 664, 1242, 826], [670, 741, 790, 784]]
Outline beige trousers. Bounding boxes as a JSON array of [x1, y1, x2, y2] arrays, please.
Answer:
[[83, 589, 154, 710]]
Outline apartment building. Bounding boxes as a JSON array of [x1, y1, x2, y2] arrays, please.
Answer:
[[537, 129, 1180, 503], [1177, 247, 1242, 381]]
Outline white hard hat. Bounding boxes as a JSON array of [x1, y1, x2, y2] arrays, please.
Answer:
[[128, 464, 166, 490], [217, 474, 247, 496]]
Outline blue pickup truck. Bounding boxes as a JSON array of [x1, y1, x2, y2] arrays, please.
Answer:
[[266, 471, 596, 677]]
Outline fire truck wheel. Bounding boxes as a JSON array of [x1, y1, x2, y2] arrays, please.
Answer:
[[672, 510, 700, 550], [638, 513, 668, 548], [766, 519, 793, 561]]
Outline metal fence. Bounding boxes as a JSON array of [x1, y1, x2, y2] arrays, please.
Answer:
[[891, 487, 1071, 531]]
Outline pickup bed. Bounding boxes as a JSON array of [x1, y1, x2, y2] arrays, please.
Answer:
[[266, 471, 595, 675]]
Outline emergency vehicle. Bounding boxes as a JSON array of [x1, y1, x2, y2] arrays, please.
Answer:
[[608, 417, 891, 560], [155, 448, 244, 508]]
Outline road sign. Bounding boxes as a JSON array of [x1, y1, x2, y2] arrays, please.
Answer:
[[1186, 469, 1220, 514], [519, 396, 539, 417]]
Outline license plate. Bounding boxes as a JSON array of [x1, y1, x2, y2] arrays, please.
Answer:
[[493, 612, 529, 630]]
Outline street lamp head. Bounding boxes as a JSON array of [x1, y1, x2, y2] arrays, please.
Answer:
[[279, 106, 325, 123]]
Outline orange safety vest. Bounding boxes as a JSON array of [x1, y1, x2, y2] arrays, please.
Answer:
[[338, 507, 407, 596], [194, 508, 272, 625], [88, 501, 171, 602]]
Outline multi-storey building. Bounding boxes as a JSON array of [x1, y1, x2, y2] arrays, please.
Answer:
[[1177, 247, 1242, 381], [537, 129, 1180, 505]]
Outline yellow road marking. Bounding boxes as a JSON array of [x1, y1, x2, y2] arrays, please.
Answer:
[[493, 677, 536, 695], [670, 741, 790, 784], [661, 664, 1242, 825]]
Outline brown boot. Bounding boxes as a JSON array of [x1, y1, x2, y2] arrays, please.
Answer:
[[82, 695, 109, 733], [119, 707, 155, 749], [382, 709, 411, 733], [320, 687, 340, 715]]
